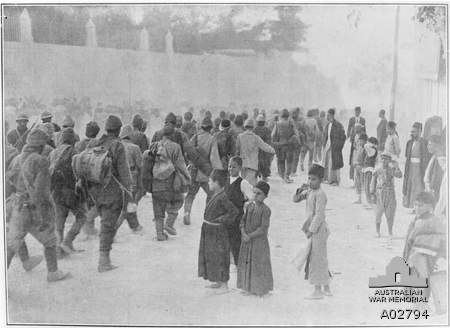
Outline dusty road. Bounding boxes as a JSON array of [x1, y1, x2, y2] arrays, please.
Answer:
[[7, 147, 448, 325]]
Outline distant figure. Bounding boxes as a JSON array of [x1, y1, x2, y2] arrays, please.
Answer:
[[299, 110, 318, 174], [41, 111, 61, 133], [56, 116, 80, 146], [129, 114, 149, 153], [7, 113, 30, 152], [253, 115, 272, 181], [182, 111, 197, 140], [237, 119, 275, 186], [347, 106, 366, 180], [272, 109, 298, 183], [230, 115, 245, 139], [323, 109, 346, 186], [214, 119, 236, 171], [385, 121, 401, 159], [376, 110, 388, 151], [75, 121, 100, 153]]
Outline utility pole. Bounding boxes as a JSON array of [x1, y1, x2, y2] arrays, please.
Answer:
[[389, 6, 400, 121]]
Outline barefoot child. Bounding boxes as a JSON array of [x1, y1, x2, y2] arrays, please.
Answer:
[[237, 181, 273, 296], [198, 170, 239, 290], [293, 164, 332, 299], [362, 137, 378, 207], [353, 133, 367, 204], [370, 151, 402, 238]]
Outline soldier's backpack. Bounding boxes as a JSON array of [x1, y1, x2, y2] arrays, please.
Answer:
[[72, 145, 113, 186]]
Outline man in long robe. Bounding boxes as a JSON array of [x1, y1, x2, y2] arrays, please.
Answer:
[[323, 108, 346, 186], [403, 122, 431, 209]]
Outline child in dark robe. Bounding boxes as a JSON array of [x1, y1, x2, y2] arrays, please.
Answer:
[[293, 164, 331, 299], [237, 180, 273, 296], [198, 170, 239, 290]]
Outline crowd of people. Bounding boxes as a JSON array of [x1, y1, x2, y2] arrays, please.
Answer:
[[4, 104, 447, 302]]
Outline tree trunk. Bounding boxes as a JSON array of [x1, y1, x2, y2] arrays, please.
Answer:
[[389, 6, 400, 121]]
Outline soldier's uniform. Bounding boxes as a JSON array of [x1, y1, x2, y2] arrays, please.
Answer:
[[86, 115, 132, 272], [150, 130, 189, 241], [119, 125, 144, 232], [129, 114, 149, 152], [55, 116, 80, 147], [7, 129, 69, 282], [75, 121, 100, 153], [49, 128, 87, 256], [183, 118, 222, 225], [7, 113, 30, 152], [75, 121, 101, 236], [5, 143, 43, 272]]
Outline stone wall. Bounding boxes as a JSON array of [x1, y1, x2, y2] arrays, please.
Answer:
[[4, 41, 344, 113]]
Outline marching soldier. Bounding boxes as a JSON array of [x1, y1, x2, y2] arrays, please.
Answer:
[[7, 113, 30, 152], [7, 129, 69, 282], [86, 115, 132, 272]]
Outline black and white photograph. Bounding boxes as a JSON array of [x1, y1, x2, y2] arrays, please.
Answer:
[[1, 2, 448, 326]]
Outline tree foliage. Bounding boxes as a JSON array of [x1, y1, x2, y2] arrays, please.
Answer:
[[415, 6, 446, 80], [4, 5, 308, 54]]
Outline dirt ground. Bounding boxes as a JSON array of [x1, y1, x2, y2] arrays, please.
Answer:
[[6, 145, 448, 326]]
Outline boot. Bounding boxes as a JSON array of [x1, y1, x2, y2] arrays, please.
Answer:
[[375, 222, 381, 238], [61, 241, 84, 254], [22, 255, 44, 272], [131, 224, 144, 234], [183, 212, 191, 225], [155, 219, 168, 241], [83, 221, 98, 236], [98, 251, 118, 273], [7, 247, 15, 269], [164, 214, 178, 236], [45, 246, 70, 282], [56, 246, 69, 259], [47, 270, 70, 282]]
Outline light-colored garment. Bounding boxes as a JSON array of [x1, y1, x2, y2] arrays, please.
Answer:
[[122, 139, 143, 187], [305, 188, 330, 286], [325, 122, 332, 150], [385, 134, 401, 158], [191, 131, 223, 182], [435, 170, 447, 219], [230, 175, 253, 200], [236, 130, 275, 171], [424, 155, 445, 190], [323, 148, 340, 184]]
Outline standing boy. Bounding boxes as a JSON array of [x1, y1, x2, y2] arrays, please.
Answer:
[[370, 152, 403, 239]]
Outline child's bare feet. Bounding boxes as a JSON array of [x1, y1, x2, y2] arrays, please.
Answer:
[[206, 282, 222, 289], [305, 290, 324, 300], [305, 286, 324, 300]]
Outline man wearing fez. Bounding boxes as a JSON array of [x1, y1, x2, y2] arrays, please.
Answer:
[[403, 122, 431, 209]]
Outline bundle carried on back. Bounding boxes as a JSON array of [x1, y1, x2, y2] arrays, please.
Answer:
[[72, 145, 113, 186]]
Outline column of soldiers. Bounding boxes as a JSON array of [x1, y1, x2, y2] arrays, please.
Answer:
[[5, 106, 445, 286]]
